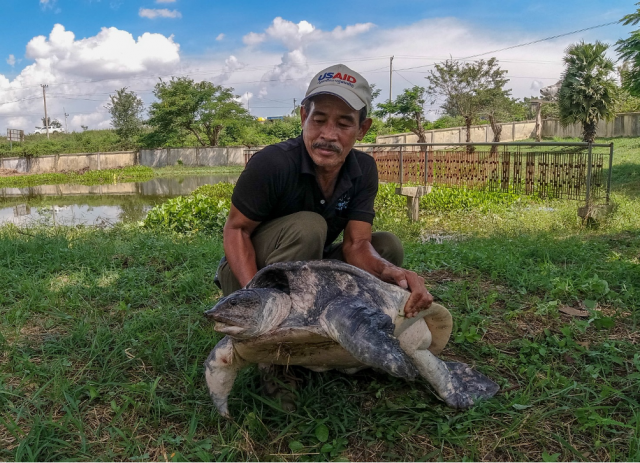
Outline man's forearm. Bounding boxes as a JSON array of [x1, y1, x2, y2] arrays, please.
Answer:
[[342, 238, 395, 279], [223, 228, 258, 288]]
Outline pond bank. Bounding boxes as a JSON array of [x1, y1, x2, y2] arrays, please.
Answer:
[[0, 146, 249, 175]]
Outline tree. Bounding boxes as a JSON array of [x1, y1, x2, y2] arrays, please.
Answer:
[[425, 58, 510, 142], [375, 86, 429, 142], [558, 41, 618, 143], [147, 77, 248, 147], [106, 87, 145, 146], [616, 3, 640, 96]]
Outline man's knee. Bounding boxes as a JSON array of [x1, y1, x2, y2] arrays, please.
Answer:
[[371, 231, 404, 267], [256, 212, 327, 265], [280, 212, 327, 247]]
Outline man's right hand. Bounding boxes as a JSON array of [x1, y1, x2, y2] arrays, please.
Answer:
[[380, 265, 433, 318]]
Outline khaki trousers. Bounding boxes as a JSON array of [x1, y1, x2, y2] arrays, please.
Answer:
[[217, 211, 404, 296]]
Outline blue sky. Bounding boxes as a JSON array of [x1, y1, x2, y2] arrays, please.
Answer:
[[0, 0, 635, 131]]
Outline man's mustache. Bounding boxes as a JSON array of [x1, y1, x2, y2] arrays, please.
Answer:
[[312, 142, 341, 153]]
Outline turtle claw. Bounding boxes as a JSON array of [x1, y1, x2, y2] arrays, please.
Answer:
[[442, 361, 500, 408]]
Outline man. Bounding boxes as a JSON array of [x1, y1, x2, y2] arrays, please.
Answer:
[[217, 63, 433, 317]]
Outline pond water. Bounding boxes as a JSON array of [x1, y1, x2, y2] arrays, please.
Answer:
[[0, 174, 238, 227]]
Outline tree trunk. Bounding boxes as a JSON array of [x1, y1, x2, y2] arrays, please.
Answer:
[[464, 116, 472, 143], [187, 127, 207, 147], [411, 127, 427, 144], [488, 114, 502, 157], [582, 120, 597, 143], [412, 112, 427, 143], [534, 102, 542, 142]]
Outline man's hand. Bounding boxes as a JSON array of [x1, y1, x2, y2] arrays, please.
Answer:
[[380, 266, 434, 318]]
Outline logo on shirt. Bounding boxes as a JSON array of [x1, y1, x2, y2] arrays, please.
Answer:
[[336, 193, 350, 211]]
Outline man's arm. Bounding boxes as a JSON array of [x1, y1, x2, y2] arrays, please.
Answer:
[[342, 220, 433, 318], [223, 204, 261, 288]]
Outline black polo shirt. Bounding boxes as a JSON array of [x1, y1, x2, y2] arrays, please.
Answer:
[[232, 135, 378, 248]]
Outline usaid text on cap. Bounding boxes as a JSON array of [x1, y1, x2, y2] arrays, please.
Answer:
[[318, 72, 357, 84]]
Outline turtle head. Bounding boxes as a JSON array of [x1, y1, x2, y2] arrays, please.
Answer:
[[205, 288, 291, 339]]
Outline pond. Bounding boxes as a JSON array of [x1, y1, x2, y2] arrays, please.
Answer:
[[0, 174, 238, 227]]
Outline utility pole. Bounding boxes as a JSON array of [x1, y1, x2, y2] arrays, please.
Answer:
[[389, 56, 394, 104], [63, 107, 69, 133], [293, 98, 297, 115], [41, 84, 49, 140]]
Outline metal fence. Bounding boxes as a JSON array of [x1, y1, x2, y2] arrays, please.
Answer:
[[357, 142, 614, 203]]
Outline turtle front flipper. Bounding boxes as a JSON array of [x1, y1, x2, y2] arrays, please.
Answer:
[[204, 336, 249, 418], [319, 297, 418, 379], [409, 349, 499, 408]]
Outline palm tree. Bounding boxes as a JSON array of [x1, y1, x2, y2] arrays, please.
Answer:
[[558, 41, 618, 143], [616, 3, 640, 96]]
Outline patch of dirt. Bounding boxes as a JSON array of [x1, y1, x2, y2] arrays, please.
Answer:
[[0, 168, 23, 177], [422, 269, 466, 284]]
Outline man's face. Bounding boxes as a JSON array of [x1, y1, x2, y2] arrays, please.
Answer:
[[301, 94, 372, 171]]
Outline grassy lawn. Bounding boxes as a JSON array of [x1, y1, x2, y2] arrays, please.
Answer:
[[0, 137, 638, 461]]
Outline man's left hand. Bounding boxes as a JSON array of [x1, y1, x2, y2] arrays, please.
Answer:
[[380, 266, 434, 318]]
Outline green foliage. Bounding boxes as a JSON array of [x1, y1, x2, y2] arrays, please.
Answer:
[[106, 88, 145, 148], [142, 183, 233, 234], [616, 3, 640, 97], [0, 130, 128, 158], [426, 114, 466, 129], [0, 166, 153, 189], [146, 77, 249, 147], [558, 41, 618, 142], [375, 86, 429, 142], [425, 57, 510, 141], [220, 116, 302, 147]]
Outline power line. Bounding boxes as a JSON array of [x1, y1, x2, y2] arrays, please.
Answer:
[[461, 21, 619, 60], [394, 21, 619, 72]]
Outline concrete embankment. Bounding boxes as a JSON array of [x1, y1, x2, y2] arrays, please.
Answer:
[[0, 146, 247, 175]]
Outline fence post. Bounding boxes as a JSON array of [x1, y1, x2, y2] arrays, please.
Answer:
[[606, 143, 613, 204], [585, 143, 593, 206], [399, 145, 404, 187], [424, 145, 429, 187]]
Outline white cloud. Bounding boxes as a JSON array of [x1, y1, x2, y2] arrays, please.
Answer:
[[139, 8, 181, 19], [0, 24, 180, 133], [6, 55, 15, 67], [40, 0, 55, 9], [1, 16, 609, 133], [238, 91, 253, 110], [243, 32, 265, 46], [216, 33, 225, 41], [211, 55, 247, 83]]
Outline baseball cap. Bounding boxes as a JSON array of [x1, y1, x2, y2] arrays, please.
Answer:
[[302, 64, 372, 113]]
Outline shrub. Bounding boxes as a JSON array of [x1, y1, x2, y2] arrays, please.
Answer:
[[142, 182, 234, 234]]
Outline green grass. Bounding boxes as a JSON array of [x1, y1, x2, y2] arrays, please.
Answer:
[[0, 136, 639, 461], [0, 130, 127, 158], [0, 166, 155, 189]]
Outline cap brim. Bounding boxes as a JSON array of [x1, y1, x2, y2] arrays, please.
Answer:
[[301, 86, 367, 111]]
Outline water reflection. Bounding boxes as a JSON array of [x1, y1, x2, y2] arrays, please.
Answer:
[[0, 174, 238, 227]]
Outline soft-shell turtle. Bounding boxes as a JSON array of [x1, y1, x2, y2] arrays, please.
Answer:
[[204, 260, 499, 417]]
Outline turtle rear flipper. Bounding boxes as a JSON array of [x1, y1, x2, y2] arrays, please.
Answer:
[[410, 349, 499, 408], [319, 297, 418, 379]]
